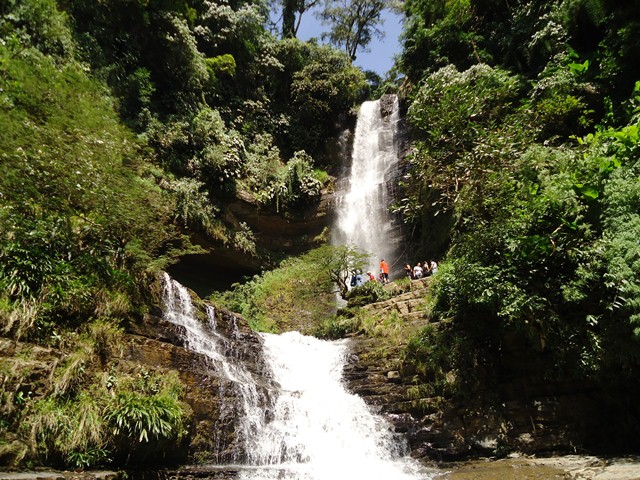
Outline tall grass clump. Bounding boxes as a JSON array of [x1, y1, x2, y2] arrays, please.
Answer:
[[21, 367, 189, 469]]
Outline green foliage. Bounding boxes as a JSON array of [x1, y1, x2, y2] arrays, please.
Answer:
[[1, 0, 75, 58], [345, 280, 391, 307], [25, 394, 110, 469], [403, 83, 640, 385], [400, 0, 640, 113], [107, 390, 184, 444], [398, 3, 640, 408], [401, 0, 481, 79], [240, 134, 330, 214], [163, 177, 227, 241], [205, 54, 236, 77], [399, 64, 522, 221], [318, 0, 386, 61], [257, 150, 324, 212], [212, 245, 368, 332], [402, 322, 470, 398], [21, 360, 188, 469], [0, 39, 193, 339], [526, 52, 598, 140], [289, 45, 367, 155]]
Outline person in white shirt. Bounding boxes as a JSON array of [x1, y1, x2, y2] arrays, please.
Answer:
[[430, 260, 438, 275], [413, 262, 423, 279]]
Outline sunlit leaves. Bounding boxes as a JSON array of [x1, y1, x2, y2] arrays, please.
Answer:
[[400, 64, 522, 217], [0, 37, 188, 336], [212, 245, 367, 332]]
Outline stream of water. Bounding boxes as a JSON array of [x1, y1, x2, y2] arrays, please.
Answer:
[[155, 94, 640, 480], [238, 332, 436, 480], [333, 97, 403, 277], [162, 273, 267, 459], [162, 274, 436, 479]]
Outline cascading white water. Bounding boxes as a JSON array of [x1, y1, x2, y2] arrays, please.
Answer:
[[160, 98, 431, 479], [162, 277, 434, 479], [239, 332, 435, 480], [333, 97, 401, 276], [162, 273, 267, 458]]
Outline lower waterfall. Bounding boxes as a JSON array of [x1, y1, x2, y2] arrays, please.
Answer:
[[162, 274, 435, 479], [239, 332, 435, 480], [163, 273, 267, 460]]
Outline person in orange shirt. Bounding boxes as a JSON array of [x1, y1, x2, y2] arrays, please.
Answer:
[[379, 259, 390, 284]]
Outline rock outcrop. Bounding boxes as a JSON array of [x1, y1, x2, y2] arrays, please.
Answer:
[[167, 188, 333, 297], [123, 275, 273, 464], [342, 278, 613, 461], [0, 274, 273, 468]]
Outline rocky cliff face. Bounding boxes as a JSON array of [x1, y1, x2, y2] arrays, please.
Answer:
[[124, 275, 273, 464], [167, 187, 334, 297], [0, 273, 274, 469], [342, 279, 608, 461]]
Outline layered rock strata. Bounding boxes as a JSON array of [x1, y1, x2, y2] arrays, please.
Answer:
[[343, 279, 606, 461]]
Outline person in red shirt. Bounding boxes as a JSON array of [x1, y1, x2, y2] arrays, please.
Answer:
[[379, 259, 390, 284]]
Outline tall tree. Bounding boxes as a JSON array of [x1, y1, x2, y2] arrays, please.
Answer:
[[279, 0, 323, 38], [282, 0, 297, 37], [318, 0, 386, 60]]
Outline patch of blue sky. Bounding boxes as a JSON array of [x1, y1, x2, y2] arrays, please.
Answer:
[[294, 9, 404, 76]]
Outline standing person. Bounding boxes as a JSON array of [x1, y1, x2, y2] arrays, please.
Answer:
[[379, 259, 390, 284], [413, 262, 423, 279], [423, 260, 431, 276], [404, 264, 413, 279], [430, 260, 438, 275]]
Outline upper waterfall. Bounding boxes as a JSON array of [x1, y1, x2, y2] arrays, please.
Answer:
[[333, 95, 403, 278]]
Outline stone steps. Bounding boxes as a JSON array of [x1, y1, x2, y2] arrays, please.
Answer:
[[362, 278, 431, 320]]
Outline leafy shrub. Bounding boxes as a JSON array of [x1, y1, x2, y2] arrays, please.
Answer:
[[25, 394, 109, 469], [399, 64, 522, 222], [163, 177, 226, 241], [346, 281, 391, 307], [213, 245, 369, 332], [107, 391, 185, 444], [289, 46, 367, 155], [0, 39, 191, 337], [1, 0, 75, 58], [402, 322, 469, 398], [205, 54, 236, 78], [261, 151, 324, 212], [241, 133, 283, 195], [525, 52, 598, 141], [21, 365, 188, 469]]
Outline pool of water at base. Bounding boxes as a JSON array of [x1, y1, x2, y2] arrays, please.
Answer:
[[167, 456, 640, 480]]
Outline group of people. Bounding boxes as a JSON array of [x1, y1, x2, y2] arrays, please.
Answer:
[[350, 258, 437, 288], [349, 258, 391, 288], [350, 269, 377, 287], [404, 260, 438, 280]]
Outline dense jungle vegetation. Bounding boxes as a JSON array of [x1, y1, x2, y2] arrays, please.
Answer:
[[0, 0, 369, 468], [1, 0, 640, 470]]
